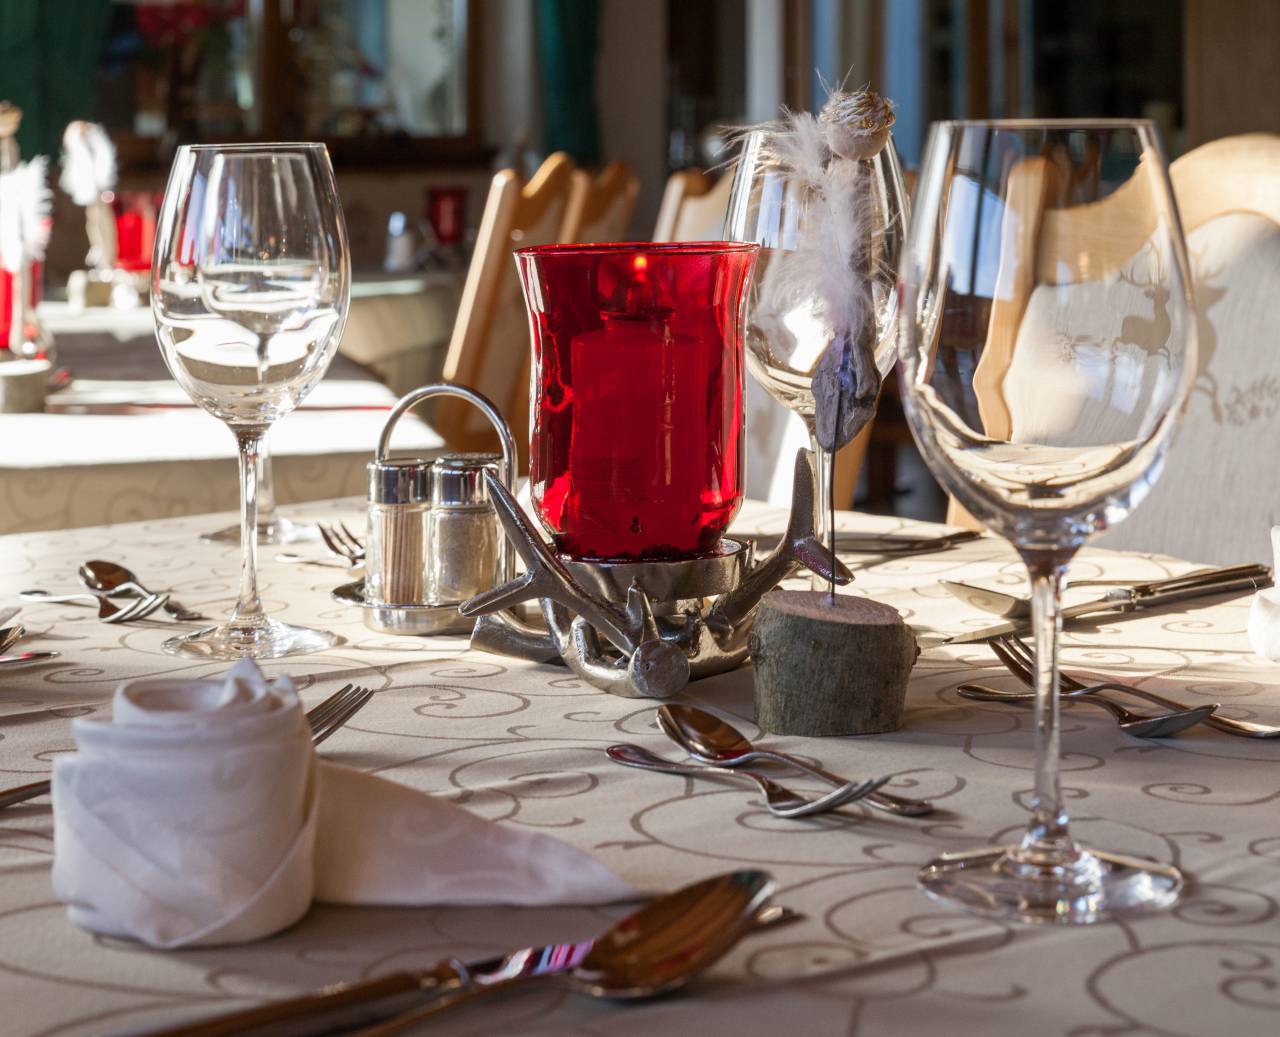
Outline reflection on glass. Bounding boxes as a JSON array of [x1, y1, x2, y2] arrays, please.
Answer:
[[900, 120, 1196, 924]]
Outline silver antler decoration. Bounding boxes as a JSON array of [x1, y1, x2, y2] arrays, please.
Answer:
[[462, 448, 850, 699]]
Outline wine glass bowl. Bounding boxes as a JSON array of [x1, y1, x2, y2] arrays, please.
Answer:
[[726, 129, 909, 421], [152, 143, 350, 659], [899, 120, 1196, 924]]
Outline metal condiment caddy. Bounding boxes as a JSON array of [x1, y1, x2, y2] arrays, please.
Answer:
[[333, 383, 516, 636]]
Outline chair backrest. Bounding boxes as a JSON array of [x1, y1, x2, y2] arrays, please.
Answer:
[[561, 160, 639, 243], [438, 152, 576, 466], [945, 134, 1280, 562], [1096, 133, 1280, 562], [653, 169, 734, 242]]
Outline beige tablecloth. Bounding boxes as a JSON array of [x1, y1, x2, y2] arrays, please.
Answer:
[[2, 501, 1279, 1036]]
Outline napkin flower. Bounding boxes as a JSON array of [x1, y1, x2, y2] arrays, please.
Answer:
[[52, 660, 633, 949], [1247, 527, 1280, 661]]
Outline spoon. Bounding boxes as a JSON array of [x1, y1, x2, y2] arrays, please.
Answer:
[[607, 743, 887, 817], [657, 704, 932, 817], [956, 683, 1218, 738], [141, 870, 775, 1037], [0, 625, 23, 654], [79, 560, 205, 621]]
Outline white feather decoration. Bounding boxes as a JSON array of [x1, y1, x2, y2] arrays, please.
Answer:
[[0, 156, 52, 272], [736, 87, 896, 449], [59, 121, 117, 205]]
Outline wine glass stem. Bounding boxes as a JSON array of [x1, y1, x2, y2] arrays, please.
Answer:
[[1019, 555, 1072, 861], [257, 439, 278, 533], [807, 430, 834, 592], [232, 426, 268, 625]]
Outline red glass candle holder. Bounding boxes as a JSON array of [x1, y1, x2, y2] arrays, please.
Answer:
[[516, 241, 758, 561]]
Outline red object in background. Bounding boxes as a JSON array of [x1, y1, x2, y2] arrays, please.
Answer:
[[516, 241, 758, 561], [114, 191, 160, 271], [0, 261, 42, 352], [426, 187, 467, 246]]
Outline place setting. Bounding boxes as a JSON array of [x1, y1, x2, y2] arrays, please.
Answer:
[[2, 12, 1280, 1036]]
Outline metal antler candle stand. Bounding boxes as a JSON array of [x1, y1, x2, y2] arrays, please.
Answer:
[[459, 449, 850, 699]]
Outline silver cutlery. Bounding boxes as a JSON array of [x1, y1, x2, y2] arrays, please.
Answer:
[[992, 633, 1280, 738], [17, 589, 170, 623], [318, 521, 366, 566], [0, 651, 59, 667], [0, 625, 23, 654], [939, 563, 1273, 644], [752, 528, 982, 556], [606, 743, 887, 817], [78, 560, 207, 622], [0, 683, 373, 810], [657, 703, 932, 817], [134, 870, 776, 1037], [956, 682, 1217, 738]]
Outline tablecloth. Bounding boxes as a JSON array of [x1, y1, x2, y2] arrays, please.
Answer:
[[1, 500, 1279, 1036]]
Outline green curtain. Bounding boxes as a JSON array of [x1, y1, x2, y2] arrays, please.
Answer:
[[0, 0, 112, 159], [536, 0, 600, 164]]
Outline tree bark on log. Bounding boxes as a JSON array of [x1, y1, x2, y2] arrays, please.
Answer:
[[748, 590, 918, 736]]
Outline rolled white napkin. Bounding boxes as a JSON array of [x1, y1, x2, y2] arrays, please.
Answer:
[[52, 661, 634, 948], [1249, 527, 1280, 662]]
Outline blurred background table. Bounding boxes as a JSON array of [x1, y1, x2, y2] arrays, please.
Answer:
[[0, 275, 461, 534]]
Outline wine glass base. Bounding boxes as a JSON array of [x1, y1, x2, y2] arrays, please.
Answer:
[[161, 618, 337, 660], [200, 516, 318, 546], [917, 844, 1182, 925]]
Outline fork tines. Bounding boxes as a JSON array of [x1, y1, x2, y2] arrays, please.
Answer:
[[106, 593, 170, 624], [305, 684, 374, 744], [318, 521, 366, 565]]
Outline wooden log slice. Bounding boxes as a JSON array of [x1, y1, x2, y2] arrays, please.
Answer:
[[748, 590, 918, 736]]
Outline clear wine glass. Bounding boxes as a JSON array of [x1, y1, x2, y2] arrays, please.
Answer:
[[898, 120, 1195, 923], [198, 443, 318, 546], [153, 143, 350, 659], [724, 128, 908, 553]]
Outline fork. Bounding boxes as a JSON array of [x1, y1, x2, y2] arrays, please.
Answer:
[[0, 683, 374, 811], [318, 521, 365, 566], [992, 633, 1280, 738], [956, 681, 1216, 738], [17, 589, 170, 623], [606, 744, 889, 818]]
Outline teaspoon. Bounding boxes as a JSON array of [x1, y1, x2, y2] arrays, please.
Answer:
[[657, 703, 933, 817]]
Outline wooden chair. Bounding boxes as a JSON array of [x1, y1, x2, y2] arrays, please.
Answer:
[[560, 160, 639, 243], [946, 134, 1280, 563], [437, 152, 576, 466], [653, 169, 734, 242]]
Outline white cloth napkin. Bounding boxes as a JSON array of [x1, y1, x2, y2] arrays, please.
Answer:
[[52, 660, 635, 949], [1248, 527, 1280, 661]]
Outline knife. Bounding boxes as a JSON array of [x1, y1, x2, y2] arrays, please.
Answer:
[[0, 651, 59, 666], [937, 563, 1273, 645]]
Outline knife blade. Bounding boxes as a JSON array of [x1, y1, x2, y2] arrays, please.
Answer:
[[937, 563, 1273, 645]]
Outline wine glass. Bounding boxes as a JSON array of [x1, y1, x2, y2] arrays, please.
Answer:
[[198, 445, 317, 546], [153, 143, 350, 659], [724, 128, 908, 552], [898, 120, 1195, 923]]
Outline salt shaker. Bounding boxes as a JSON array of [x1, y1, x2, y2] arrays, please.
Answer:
[[427, 453, 502, 603]]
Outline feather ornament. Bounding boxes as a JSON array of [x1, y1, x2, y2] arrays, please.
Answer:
[[738, 87, 895, 452], [0, 157, 52, 272], [59, 122, 117, 205]]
